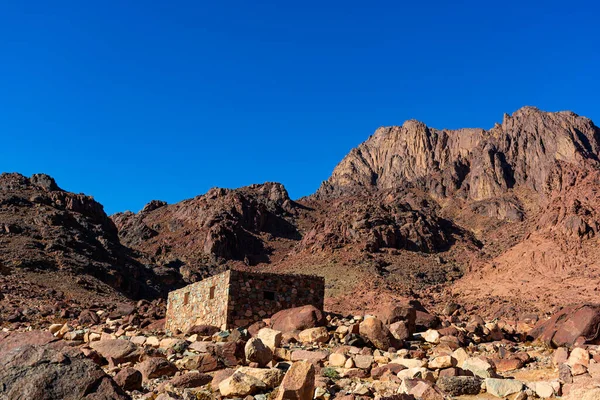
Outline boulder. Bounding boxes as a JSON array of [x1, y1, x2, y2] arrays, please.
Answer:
[[237, 366, 285, 389], [0, 330, 58, 355], [219, 371, 266, 397], [298, 327, 329, 344], [462, 357, 497, 378], [389, 320, 411, 341], [376, 304, 417, 331], [0, 343, 129, 400], [485, 378, 523, 397], [135, 357, 177, 381], [245, 337, 273, 367], [167, 372, 212, 388], [529, 304, 600, 347], [270, 305, 325, 333], [114, 367, 143, 391], [275, 361, 315, 400], [90, 339, 139, 364], [257, 328, 282, 350], [359, 317, 396, 350], [437, 376, 482, 396]]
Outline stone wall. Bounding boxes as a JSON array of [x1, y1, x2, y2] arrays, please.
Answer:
[[165, 270, 231, 333], [227, 270, 325, 328]]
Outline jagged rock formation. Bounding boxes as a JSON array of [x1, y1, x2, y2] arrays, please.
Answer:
[[112, 183, 301, 284]]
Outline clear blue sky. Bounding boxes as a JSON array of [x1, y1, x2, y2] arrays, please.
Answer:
[[1, 1, 598, 214]]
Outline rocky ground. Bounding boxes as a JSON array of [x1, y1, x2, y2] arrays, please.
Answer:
[[3, 302, 600, 399]]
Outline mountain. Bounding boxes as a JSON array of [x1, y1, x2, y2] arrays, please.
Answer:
[[0, 173, 161, 326], [2, 106, 599, 323]]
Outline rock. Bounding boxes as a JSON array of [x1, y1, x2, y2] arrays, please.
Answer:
[[186, 324, 220, 336], [136, 357, 177, 381], [428, 355, 455, 369], [257, 328, 282, 350], [290, 350, 329, 364], [167, 372, 212, 388], [485, 378, 523, 397], [353, 354, 374, 370], [401, 379, 446, 400], [371, 363, 405, 379], [0, 330, 57, 354], [415, 310, 439, 331], [298, 327, 329, 344], [567, 347, 589, 367], [422, 329, 440, 344], [527, 381, 555, 398], [275, 361, 315, 400], [78, 309, 100, 326], [237, 367, 285, 388], [211, 368, 236, 388], [437, 376, 482, 396], [462, 357, 496, 378], [329, 353, 347, 367], [391, 358, 426, 369], [114, 367, 143, 391], [493, 357, 523, 372], [529, 304, 600, 347], [178, 353, 218, 372], [245, 337, 273, 367], [0, 342, 129, 399], [559, 363, 573, 383], [376, 304, 417, 331], [219, 371, 267, 397], [452, 348, 469, 368], [90, 339, 139, 364], [389, 320, 411, 341], [553, 347, 569, 366], [359, 317, 395, 350], [270, 305, 326, 333]]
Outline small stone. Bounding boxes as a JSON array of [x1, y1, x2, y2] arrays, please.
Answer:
[[298, 327, 329, 344], [462, 357, 496, 378], [422, 329, 441, 344], [114, 367, 143, 391], [219, 371, 267, 397], [329, 353, 346, 367], [428, 355, 455, 369]]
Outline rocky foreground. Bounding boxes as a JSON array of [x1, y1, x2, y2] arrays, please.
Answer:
[[2, 302, 600, 400]]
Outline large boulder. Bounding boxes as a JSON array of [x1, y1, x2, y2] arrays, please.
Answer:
[[270, 305, 325, 333], [219, 371, 267, 397], [90, 339, 140, 364], [275, 361, 315, 400], [0, 330, 58, 356], [529, 304, 600, 347], [376, 304, 417, 332], [244, 338, 273, 367], [359, 317, 397, 350], [0, 342, 129, 399], [135, 357, 177, 381]]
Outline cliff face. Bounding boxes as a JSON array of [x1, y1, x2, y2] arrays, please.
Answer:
[[316, 107, 600, 204]]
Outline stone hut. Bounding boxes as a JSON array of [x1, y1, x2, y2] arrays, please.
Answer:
[[165, 269, 325, 333]]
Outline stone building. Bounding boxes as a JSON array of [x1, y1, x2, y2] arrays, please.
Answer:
[[165, 269, 325, 333]]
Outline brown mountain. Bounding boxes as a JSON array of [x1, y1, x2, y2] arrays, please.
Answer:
[[2, 106, 599, 323]]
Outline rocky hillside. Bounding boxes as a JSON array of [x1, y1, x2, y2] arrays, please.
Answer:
[[0, 173, 162, 325], [2, 106, 600, 321]]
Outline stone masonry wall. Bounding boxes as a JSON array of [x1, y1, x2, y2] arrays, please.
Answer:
[[226, 270, 325, 328], [165, 270, 231, 333]]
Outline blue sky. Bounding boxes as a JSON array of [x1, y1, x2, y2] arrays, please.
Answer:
[[1, 1, 598, 214]]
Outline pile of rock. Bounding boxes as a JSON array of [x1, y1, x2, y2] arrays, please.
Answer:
[[3, 302, 600, 399]]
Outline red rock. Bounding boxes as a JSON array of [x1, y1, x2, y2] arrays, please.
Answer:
[[90, 339, 140, 364], [186, 324, 220, 336], [359, 317, 397, 350], [135, 357, 177, 381], [529, 304, 600, 347], [376, 304, 416, 331], [167, 372, 212, 388], [371, 363, 406, 379], [211, 368, 236, 387], [492, 358, 523, 372], [270, 305, 325, 333], [275, 361, 315, 400], [114, 367, 143, 391]]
